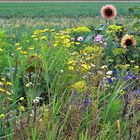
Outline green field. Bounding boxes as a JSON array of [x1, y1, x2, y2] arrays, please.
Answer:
[[0, 2, 140, 18]]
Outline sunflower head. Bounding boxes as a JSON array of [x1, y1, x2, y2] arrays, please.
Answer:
[[121, 34, 137, 48], [101, 5, 117, 19]]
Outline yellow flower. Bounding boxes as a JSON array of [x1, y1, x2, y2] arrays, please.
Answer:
[[42, 29, 49, 32], [0, 82, 4, 86], [0, 88, 5, 92], [34, 30, 42, 35], [71, 80, 87, 93], [17, 47, 22, 51], [29, 47, 35, 50], [15, 43, 20, 47], [1, 78, 5, 81], [54, 42, 58, 47], [125, 64, 130, 67], [75, 42, 80, 45], [73, 26, 90, 33], [71, 51, 78, 56], [134, 66, 139, 69], [63, 39, 70, 43], [6, 91, 12, 96], [60, 35, 65, 39], [68, 66, 74, 71], [81, 63, 90, 71], [0, 114, 5, 119], [6, 82, 12, 86], [108, 25, 122, 32], [20, 97, 24, 101], [67, 60, 74, 65], [20, 51, 27, 55], [19, 106, 25, 111], [40, 36, 47, 40], [120, 90, 126, 95], [0, 48, 3, 52], [31, 35, 36, 39], [33, 38, 38, 41], [80, 50, 86, 54]]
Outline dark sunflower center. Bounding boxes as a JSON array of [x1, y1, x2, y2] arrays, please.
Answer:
[[125, 39, 132, 46], [105, 8, 113, 16]]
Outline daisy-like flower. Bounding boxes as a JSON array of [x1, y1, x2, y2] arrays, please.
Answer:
[[121, 34, 137, 48], [101, 5, 117, 19], [94, 34, 103, 42], [77, 36, 84, 41]]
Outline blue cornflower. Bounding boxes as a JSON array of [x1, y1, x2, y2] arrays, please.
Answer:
[[83, 99, 89, 106], [84, 107, 87, 112], [124, 87, 129, 92], [72, 92, 78, 96], [126, 70, 133, 77], [113, 69, 121, 75], [132, 75, 138, 79], [108, 78, 113, 84], [133, 90, 140, 94]]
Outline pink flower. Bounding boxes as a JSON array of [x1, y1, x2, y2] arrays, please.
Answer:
[[94, 34, 103, 42], [77, 36, 84, 41]]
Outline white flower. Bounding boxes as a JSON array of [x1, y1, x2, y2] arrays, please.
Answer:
[[33, 97, 42, 104], [100, 65, 108, 69], [106, 71, 113, 75], [26, 82, 34, 87], [60, 70, 64, 73]]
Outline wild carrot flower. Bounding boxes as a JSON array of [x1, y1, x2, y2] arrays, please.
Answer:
[[101, 5, 117, 19]]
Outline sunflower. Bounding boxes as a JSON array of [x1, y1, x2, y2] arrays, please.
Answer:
[[101, 5, 117, 19], [121, 34, 137, 48]]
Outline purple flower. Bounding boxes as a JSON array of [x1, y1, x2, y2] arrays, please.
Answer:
[[84, 107, 87, 112], [113, 69, 121, 75], [72, 92, 78, 96], [94, 34, 103, 42], [83, 99, 89, 106], [133, 90, 140, 94], [77, 36, 84, 41], [132, 75, 138, 79], [124, 71, 138, 81], [124, 87, 129, 92]]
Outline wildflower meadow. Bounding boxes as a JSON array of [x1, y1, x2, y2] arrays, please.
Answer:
[[0, 1, 140, 140]]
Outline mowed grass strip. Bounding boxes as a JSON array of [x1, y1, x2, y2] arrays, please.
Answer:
[[0, 2, 139, 18]]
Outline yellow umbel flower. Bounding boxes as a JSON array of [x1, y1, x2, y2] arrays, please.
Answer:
[[73, 26, 90, 33], [71, 80, 87, 93]]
